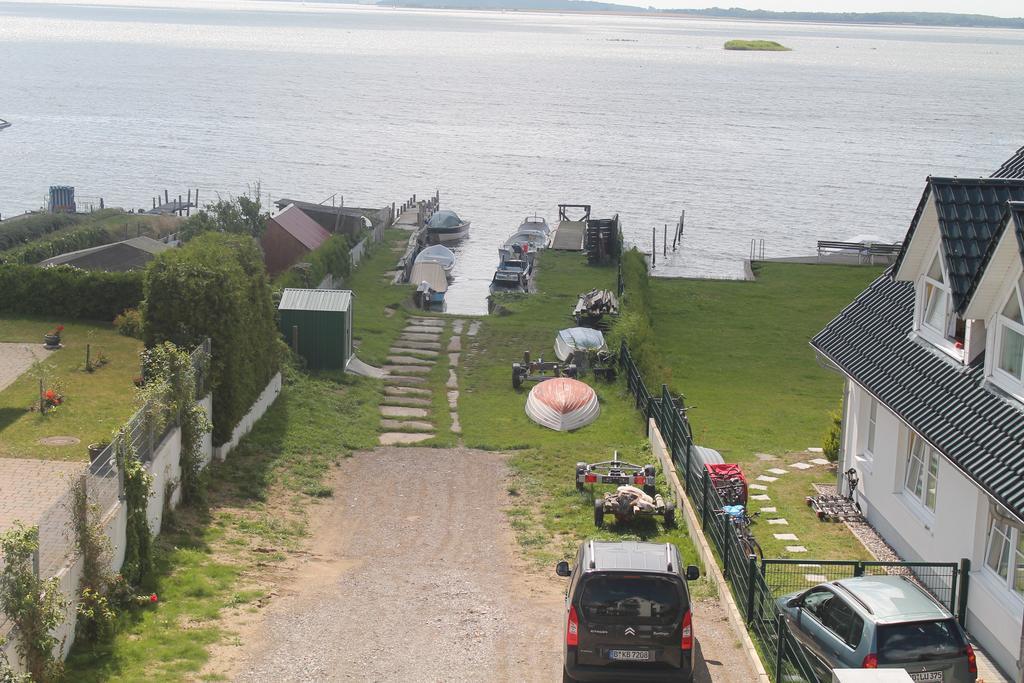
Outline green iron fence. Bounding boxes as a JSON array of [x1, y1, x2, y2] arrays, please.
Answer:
[[618, 340, 971, 682]]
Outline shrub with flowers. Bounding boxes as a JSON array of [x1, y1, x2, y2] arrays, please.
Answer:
[[43, 389, 62, 409]]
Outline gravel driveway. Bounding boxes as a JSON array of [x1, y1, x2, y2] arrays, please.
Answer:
[[231, 446, 756, 682]]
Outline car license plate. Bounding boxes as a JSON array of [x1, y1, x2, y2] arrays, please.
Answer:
[[908, 672, 943, 682], [609, 650, 650, 661], [603, 476, 629, 484]]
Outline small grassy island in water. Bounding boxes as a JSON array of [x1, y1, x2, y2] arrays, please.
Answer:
[[724, 39, 791, 51]]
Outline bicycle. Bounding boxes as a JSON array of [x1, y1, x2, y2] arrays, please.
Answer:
[[717, 506, 763, 562]]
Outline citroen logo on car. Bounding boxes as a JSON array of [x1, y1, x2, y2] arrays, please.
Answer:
[[624, 627, 636, 636]]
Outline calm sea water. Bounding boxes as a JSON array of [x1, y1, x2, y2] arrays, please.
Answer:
[[1, 0, 1023, 313]]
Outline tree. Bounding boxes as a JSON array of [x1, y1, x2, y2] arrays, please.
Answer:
[[179, 182, 269, 241]]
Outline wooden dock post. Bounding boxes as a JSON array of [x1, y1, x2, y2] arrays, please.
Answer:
[[651, 227, 656, 268], [152, 197, 156, 210], [663, 224, 667, 257], [187, 189, 192, 216], [165, 189, 169, 205]]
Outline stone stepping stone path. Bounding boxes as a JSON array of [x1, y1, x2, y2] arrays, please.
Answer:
[[805, 573, 828, 582], [747, 454, 837, 555], [766, 468, 788, 475], [789, 462, 812, 470], [767, 518, 789, 525], [809, 458, 830, 466], [379, 318, 467, 444], [773, 533, 799, 541], [756, 475, 778, 483], [786, 546, 808, 553], [750, 494, 771, 501], [467, 321, 480, 336], [759, 507, 777, 513], [749, 483, 768, 491]]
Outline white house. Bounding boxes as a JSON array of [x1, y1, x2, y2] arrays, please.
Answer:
[[811, 147, 1024, 681]]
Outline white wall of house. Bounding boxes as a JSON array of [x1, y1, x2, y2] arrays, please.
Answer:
[[842, 381, 1023, 676]]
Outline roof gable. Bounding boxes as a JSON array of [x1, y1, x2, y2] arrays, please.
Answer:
[[894, 177, 1024, 313], [963, 202, 1024, 319], [811, 272, 1024, 523], [269, 204, 330, 251]]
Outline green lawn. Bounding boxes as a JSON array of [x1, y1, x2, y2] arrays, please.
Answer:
[[461, 252, 708, 592], [345, 228, 413, 366], [0, 317, 142, 460], [645, 262, 882, 560]]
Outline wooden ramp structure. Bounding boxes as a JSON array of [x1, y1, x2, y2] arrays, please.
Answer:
[[550, 203, 590, 251]]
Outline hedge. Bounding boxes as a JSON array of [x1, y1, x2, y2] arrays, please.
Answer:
[[0, 212, 79, 251], [143, 233, 281, 446], [0, 226, 112, 265], [607, 248, 674, 389], [0, 264, 144, 320]]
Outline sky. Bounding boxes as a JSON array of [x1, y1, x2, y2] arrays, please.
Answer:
[[638, 1, 1024, 17]]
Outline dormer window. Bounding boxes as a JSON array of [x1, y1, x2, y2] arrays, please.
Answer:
[[992, 276, 1024, 398], [917, 252, 963, 355]]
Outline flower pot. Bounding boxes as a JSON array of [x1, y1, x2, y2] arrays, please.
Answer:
[[43, 333, 61, 349], [88, 443, 110, 474]]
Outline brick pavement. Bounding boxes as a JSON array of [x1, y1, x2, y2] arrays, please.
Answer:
[[0, 342, 51, 393]]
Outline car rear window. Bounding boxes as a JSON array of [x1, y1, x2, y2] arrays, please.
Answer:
[[877, 619, 966, 664], [580, 575, 683, 623]]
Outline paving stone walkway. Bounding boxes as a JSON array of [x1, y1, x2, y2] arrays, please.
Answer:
[[378, 317, 464, 445], [748, 454, 835, 557]]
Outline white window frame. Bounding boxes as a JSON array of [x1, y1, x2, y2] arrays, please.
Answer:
[[865, 398, 878, 456], [916, 250, 963, 360], [903, 434, 939, 513], [983, 512, 1024, 601], [989, 275, 1024, 402]]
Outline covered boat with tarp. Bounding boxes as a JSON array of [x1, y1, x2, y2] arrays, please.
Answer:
[[554, 327, 607, 361], [414, 244, 455, 274], [425, 210, 470, 242], [525, 377, 600, 431]]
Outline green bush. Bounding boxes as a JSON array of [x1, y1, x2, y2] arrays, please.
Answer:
[[143, 233, 281, 446], [75, 588, 116, 645], [611, 248, 673, 388], [823, 406, 842, 462], [0, 213, 79, 251], [0, 226, 112, 265], [113, 308, 144, 339], [0, 264, 144, 320], [274, 234, 352, 289]]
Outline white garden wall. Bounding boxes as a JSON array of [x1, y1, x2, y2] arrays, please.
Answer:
[[213, 372, 281, 461]]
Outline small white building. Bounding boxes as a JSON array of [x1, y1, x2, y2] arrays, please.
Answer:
[[812, 147, 1024, 680]]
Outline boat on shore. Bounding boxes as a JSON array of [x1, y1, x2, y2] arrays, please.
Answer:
[[425, 210, 470, 243], [414, 244, 455, 274]]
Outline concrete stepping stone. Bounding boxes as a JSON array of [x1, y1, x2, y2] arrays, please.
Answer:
[[751, 494, 771, 501], [807, 447, 824, 454], [773, 533, 799, 541], [448, 353, 459, 367], [452, 319, 465, 334], [385, 386, 431, 397], [766, 468, 788, 475], [381, 396, 432, 408], [805, 574, 827, 582], [809, 458, 830, 466], [383, 376, 427, 385], [389, 347, 440, 358], [381, 405, 429, 418], [467, 321, 481, 336], [387, 355, 434, 366], [379, 419, 435, 431], [400, 333, 441, 343], [759, 507, 777, 513], [756, 475, 778, 483], [767, 518, 789, 525], [790, 462, 812, 470], [447, 390, 458, 410], [450, 412, 461, 434], [749, 483, 768, 491], [755, 453, 779, 461], [409, 318, 444, 327], [447, 336, 462, 352], [786, 546, 808, 553], [447, 369, 458, 389], [379, 432, 433, 445], [383, 365, 431, 375], [393, 340, 440, 351]]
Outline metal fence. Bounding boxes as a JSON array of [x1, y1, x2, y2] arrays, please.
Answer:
[[618, 340, 971, 682]]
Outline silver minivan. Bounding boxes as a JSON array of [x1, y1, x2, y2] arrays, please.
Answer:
[[777, 576, 977, 682]]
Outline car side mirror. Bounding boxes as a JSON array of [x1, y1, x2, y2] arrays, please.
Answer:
[[556, 561, 572, 577], [787, 597, 802, 609], [685, 565, 700, 581]]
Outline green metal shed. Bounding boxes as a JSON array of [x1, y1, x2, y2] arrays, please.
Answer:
[[278, 288, 353, 370]]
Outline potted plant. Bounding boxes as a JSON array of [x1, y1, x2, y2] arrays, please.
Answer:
[[43, 324, 64, 349], [88, 442, 110, 474]]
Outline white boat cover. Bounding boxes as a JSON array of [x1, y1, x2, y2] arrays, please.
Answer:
[[525, 378, 601, 432], [409, 262, 448, 293], [415, 244, 455, 272], [554, 327, 607, 361]]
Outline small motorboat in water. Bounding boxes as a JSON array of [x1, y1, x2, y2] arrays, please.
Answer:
[[414, 244, 455, 274], [425, 210, 470, 243], [492, 255, 531, 289]]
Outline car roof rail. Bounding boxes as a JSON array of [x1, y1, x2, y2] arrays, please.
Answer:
[[589, 540, 596, 569], [832, 581, 874, 615], [666, 543, 674, 572]]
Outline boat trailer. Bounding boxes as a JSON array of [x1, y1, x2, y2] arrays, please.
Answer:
[[512, 351, 577, 389]]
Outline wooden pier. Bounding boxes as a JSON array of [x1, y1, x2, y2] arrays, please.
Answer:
[[147, 188, 199, 216]]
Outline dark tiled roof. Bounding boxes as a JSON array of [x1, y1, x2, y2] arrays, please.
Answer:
[[811, 272, 1024, 522], [992, 146, 1024, 179], [893, 177, 1024, 313]]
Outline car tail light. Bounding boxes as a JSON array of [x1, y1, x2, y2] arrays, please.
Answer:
[[965, 644, 977, 674], [861, 653, 877, 669], [584, 474, 597, 484], [567, 606, 579, 646], [681, 609, 693, 650], [633, 475, 646, 486]]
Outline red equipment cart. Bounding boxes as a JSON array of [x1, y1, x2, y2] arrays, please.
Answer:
[[705, 463, 748, 506]]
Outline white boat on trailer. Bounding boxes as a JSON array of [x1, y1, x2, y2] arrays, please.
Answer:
[[425, 210, 470, 243]]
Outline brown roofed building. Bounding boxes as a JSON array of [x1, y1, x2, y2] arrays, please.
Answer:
[[261, 204, 331, 277]]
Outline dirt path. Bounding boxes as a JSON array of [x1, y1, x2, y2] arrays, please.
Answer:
[[226, 445, 756, 682]]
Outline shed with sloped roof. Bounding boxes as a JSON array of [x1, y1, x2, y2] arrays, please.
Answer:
[[262, 204, 331, 277], [278, 288, 353, 370]]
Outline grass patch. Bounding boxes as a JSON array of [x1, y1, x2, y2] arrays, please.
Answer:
[[724, 39, 791, 51], [345, 228, 413, 366], [461, 252, 705, 588], [645, 262, 882, 559], [0, 316, 143, 459], [63, 368, 380, 682]]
